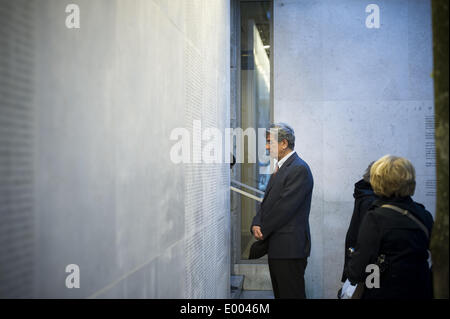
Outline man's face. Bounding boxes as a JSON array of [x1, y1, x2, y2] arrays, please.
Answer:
[[266, 132, 289, 160], [266, 133, 280, 160]]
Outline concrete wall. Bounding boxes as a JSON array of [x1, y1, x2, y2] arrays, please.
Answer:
[[274, 0, 435, 298], [0, 0, 230, 298]]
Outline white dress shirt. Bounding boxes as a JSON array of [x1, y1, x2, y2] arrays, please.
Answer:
[[276, 150, 295, 170]]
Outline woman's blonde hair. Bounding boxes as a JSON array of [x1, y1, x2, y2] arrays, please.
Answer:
[[370, 155, 416, 197]]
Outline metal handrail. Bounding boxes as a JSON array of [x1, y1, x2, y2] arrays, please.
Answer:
[[230, 186, 263, 203], [231, 179, 265, 195]]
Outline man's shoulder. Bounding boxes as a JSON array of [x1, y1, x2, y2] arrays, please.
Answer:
[[291, 154, 312, 172], [288, 155, 313, 184]]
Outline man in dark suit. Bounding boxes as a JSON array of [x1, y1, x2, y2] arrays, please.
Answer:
[[251, 123, 314, 299]]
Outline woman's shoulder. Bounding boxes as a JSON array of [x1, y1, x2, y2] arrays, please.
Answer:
[[365, 198, 407, 221], [411, 201, 434, 228], [368, 198, 433, 229]]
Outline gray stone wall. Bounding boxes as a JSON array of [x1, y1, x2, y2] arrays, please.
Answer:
[[1, 0, 230, 298]]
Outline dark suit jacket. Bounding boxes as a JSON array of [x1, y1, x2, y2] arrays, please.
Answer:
[[251, 152, 314, 259]]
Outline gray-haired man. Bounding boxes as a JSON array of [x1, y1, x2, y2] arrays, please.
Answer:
[[251, 123, 314, 298]]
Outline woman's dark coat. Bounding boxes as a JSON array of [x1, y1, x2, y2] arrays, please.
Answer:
[[341, 179, 377, 282], [347, 196, 434, 299]]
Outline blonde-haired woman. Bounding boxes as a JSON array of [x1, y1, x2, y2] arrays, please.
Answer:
[[346, 155, 434, 299]]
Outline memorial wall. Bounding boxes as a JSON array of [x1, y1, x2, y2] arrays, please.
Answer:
[[0, 0, 230, 298]]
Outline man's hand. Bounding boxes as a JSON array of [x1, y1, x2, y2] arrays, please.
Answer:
[[252, 226, 264, 240]]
